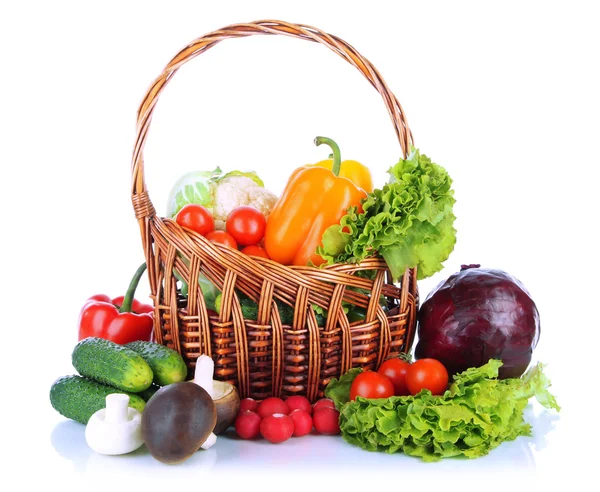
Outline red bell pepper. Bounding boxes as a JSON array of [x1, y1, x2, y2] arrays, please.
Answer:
[[78, 263, 154, 345]]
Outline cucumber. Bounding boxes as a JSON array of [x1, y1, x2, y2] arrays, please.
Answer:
[[125, 341, 188, 386], [50, 375, 146, 424], [72, 337, 153, 392], [138, 383, 162, 402]]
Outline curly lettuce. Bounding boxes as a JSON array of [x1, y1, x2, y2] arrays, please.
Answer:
[[324, 359, 560, 462], [317, 148, 457, 281]]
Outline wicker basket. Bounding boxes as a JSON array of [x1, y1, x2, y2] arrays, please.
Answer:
[[131, 20, 419, 402]]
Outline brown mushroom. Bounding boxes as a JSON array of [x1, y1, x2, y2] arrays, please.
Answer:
[[192, 355, 241, 434], [141, 382, 217, 464]]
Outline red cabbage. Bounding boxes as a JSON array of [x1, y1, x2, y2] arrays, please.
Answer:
[[415, 264, 540, 379]]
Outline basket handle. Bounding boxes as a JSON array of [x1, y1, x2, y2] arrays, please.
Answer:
[[131, 19, 413, 221]]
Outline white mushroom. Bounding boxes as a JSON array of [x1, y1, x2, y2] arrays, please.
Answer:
[[193, 355, 241, 434], [85, 393, 144, 455]]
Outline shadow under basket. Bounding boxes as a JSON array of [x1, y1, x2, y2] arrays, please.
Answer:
[[130, 20, 420, 402]]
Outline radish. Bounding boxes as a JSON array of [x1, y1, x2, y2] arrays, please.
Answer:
[[289, 409, 313, 437], [313, 406, 340, 435], [285, 395, 312, 414], [312, 398, 335, 413], [257, 397, 289, 418], [239, 398, 259, 413], [260, 413, 294, 444], [234, 410, 261, 439]]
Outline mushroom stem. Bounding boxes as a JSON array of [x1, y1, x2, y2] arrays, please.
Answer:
[[104, 394, 130, 423], [193, 354, 215, 398], [200, 432, 217, 450]]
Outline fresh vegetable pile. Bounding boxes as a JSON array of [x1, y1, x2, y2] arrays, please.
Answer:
[[50, 337, 188, 424], [325, 359, 559, 461], [234, 395, 341, 443], [317, 146, 456, 280], [166, 167, 278, 231], [49, 130, 560, 465]]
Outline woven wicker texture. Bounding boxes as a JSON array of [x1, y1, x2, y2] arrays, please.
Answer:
[[130, 20, 419, 401]]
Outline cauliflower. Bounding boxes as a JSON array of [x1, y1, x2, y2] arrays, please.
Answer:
[[166, 168, 278, 229], [211, 175, 278, 230]]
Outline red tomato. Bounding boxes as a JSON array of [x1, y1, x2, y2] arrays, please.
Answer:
[[206, 230, 238, 249], [377, 358, 411, 396], [349, 371, 394, 401], [240, 245, 270, 259], [175, 204, 214, 236], [405, 358, 449, 396], [226, 206, 266, 247]]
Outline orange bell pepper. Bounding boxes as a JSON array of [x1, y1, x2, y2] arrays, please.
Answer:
[[264, 137, 368, 267]]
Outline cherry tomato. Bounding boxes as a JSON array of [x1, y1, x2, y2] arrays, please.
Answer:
[[206, 230, 238, 249], [377, 358, 411, 396], [349, 371, 394, 401], [240, 244, 270, 259], [405, 358, 449, 396], [175, 204, 214, 236], [226, 206, 266, 247]]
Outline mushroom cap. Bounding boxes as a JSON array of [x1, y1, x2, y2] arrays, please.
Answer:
[[141, 382, 216, 464], [212, 381, 241, 434]]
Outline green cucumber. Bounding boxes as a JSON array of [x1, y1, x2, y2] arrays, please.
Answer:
[[72, 337, 153, 392], [50, 375, 146, 424], [125, 341, 188, 386], [138, 383, 162, 402]]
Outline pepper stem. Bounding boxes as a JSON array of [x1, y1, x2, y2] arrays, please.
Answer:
[[118, 263, 147, 313], [314, 136, 341, 176]]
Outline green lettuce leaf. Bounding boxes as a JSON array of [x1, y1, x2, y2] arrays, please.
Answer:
[[317, 148, 457, 281], [325, 359, 559, 461], [324, 368, 363, 410]]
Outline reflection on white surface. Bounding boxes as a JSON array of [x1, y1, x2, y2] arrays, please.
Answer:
[[51, 420, 93, 473], [48, 401, 560, 486], [50, 419, 219, 478]]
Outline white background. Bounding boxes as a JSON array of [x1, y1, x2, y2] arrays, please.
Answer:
[[1, 1, 598, 490]]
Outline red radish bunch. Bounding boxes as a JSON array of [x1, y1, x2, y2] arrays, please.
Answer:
[[234, 395, 340, 444]]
